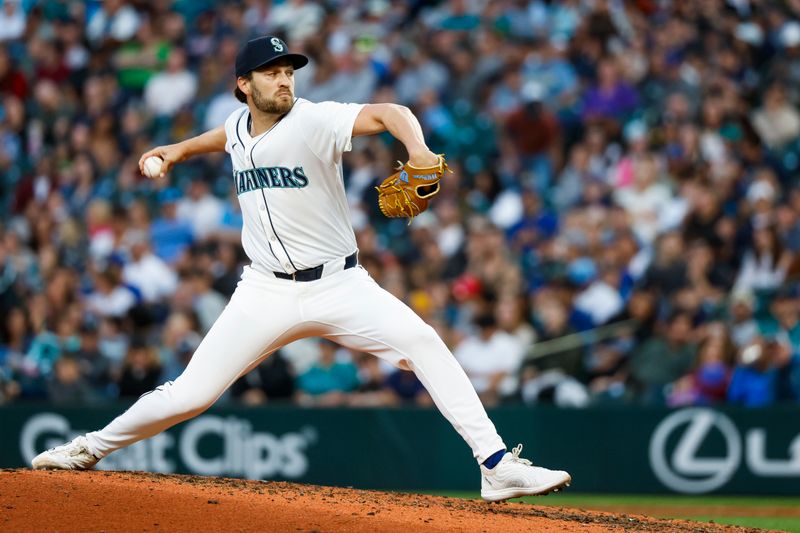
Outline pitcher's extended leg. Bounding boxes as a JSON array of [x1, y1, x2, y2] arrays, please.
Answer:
[[87, 272, 302, 457], [306, 268, 505, 462]]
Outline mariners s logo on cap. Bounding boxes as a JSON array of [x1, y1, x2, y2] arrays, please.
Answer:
[[235, 35, 309, 77]]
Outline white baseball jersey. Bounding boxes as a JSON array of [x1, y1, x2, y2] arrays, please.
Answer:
[[223, 98, 364, 273]]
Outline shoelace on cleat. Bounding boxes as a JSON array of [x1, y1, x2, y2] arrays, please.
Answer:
[[47, 439, 90, 457], [510, 444, 533, 466]]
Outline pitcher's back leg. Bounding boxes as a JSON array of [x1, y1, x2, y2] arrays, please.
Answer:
[[306, 268, 506, 462]]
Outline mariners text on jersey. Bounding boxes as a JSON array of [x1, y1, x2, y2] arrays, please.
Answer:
[[235, 166, 309, 195]]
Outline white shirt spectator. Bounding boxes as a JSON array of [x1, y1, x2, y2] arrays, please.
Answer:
[[752, 105, 800, 149], [489, 190, 524, 229], [176, 191, 224, 240], [437, 223, 464, 258], [123, 251, 178, 303], [144, 47, 197, 117], [0, 0, 25, 42], [614, 181, 672, 245], [89, 229, 115, 261], [267, 0, 325, 42], [144, 69, 197, 117], [734, 251, 788, 292], [204, 92, 243, 131], [87, 286, 136, 318], [751, 84, 800, 149], [574, 280, 624, 326], [454, 330, 524, 396], [86, 2, 140, 44]]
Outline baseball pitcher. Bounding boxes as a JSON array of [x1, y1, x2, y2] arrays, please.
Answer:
[[32, 36, 571, 502]]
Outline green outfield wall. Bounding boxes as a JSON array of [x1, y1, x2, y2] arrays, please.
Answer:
[[1, 405, 798, 494]]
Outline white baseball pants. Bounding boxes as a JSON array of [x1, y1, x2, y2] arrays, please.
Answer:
[[87, 265, 506, 463]]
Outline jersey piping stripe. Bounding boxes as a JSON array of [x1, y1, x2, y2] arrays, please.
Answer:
[[248, 108, 299, 272], [234, 108, 247, 152], [236, 108, 283, 267], [259, 188, 297, 271]]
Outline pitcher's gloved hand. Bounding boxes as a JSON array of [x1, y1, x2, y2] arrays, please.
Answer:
[[375, 154, 449, 220]]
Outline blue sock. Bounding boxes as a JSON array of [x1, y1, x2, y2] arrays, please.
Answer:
[[482, 448, 506, 469]]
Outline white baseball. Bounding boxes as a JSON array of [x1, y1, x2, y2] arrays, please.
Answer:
[[143, 156, 164, 179]]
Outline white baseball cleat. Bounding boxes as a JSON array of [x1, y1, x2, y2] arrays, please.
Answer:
[[31, 436, 100, 470], [480, 444, 571, 502]]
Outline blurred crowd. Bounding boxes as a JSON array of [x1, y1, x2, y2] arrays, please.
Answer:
[[2, 0, 800, 409]]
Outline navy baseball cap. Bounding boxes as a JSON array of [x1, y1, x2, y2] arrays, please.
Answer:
[[235, 36, 309, 77]]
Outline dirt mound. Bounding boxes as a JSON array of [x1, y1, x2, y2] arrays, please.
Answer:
[[0, 469, 757, 532]]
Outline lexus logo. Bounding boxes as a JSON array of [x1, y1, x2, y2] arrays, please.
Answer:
[[649, 408, 741, 493]]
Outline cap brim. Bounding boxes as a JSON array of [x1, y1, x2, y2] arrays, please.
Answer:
[[248, 53, 309, 74]]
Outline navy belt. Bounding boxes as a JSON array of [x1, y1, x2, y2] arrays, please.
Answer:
[[273, 252, 358, 282]]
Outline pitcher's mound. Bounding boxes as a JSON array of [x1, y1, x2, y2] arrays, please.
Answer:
[[1, 469, 749, 532]]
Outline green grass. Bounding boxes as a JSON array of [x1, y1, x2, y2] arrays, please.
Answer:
[[430, 492, 800, 532], [690, 517, 800, 532]]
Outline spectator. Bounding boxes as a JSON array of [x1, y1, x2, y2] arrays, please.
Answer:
[[668, 324, 734, 407], [0, 47, 27, 98], [629, 311, 698, 404], [85, 268, 137, 318], [150, 188, 194, 264], [495, 295, 536, 347], [97, 316, 129, 370], [728, 339, 781, 407], [144, 48, 197, 117], [0, 0, 25, 43], [176, 180, 224, 240], [761, 288, 800, 354], [230, 351, 295, 406], [573, 265, 624, 326], [268, 0, 326, 42], [47, 356, 92, 405], [728, 289, 759, 349], [734, 223, 793, 293], [159, 330, 200, 383], [751, 82, 800, 150], [296, 340, 359, 406], [454, 312, 525, 405], [112, 17, 171, 93], [503, 81, 561, 192], [211, 241, 243, 298], [775, 338, 800, 402], [189, 268, 226, 334], [553, 143, 597, 211], [641, 232, 687, 295], [612, 153, 672, 246], [117, 341, 162, 398], [521, 40, 579, 110], [384, 368, 432, 406], [74, 322, 113, 398], [581, 57, 639, 123], [86, 0, 140, 46], [530, 294, 584, 377], [519, 363, 590, 408], [347, 353, 395, 407], [121, 232, 179, 304], [0, 306, 31, 369]]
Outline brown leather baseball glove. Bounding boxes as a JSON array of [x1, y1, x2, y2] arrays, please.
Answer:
[[376, 154, 448, 220]]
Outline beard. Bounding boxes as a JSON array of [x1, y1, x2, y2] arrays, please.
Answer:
[[251, 85, 294, 114]]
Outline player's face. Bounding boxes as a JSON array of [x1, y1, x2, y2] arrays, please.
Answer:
[[248, 61, 295, 115]]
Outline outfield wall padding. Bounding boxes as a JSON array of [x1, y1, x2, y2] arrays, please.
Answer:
[[2, 404, 798, 494]]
